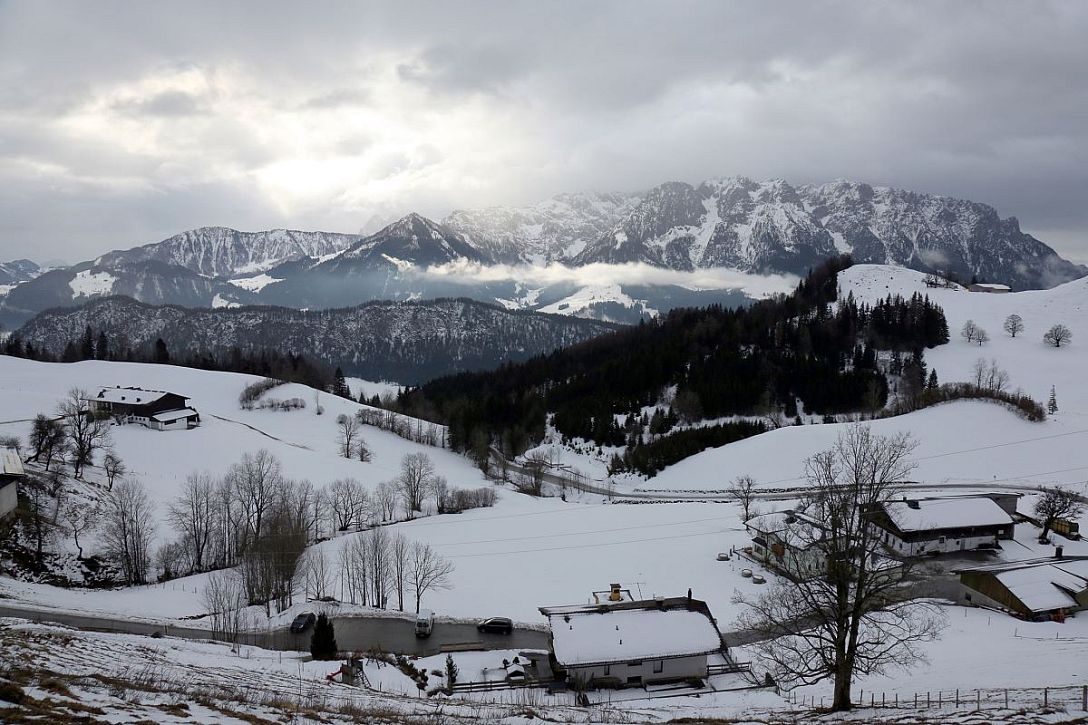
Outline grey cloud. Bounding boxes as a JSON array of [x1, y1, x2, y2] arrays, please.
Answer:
[[1, 1, 1088, 262]]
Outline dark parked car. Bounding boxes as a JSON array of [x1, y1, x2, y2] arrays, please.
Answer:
[[290, 612, 316, 634], [477, 616, 513, 634]]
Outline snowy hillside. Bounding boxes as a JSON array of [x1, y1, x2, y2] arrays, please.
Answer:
[[632, 264, 1086, 494], [96, 226, 361, 277]]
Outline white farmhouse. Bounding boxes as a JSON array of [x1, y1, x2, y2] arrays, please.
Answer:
[[745, 509, 828, 579], [865, 495, 1015, 556], [539, 596, 727, 689]]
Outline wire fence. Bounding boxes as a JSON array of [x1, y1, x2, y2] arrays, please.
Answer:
[[788, 684, 1088, 712]]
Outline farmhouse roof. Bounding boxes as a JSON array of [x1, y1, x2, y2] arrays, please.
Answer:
[[962, 557, 1088, 614], [883, 497, 1012, 533], [1, 448, 23, 477], [94, 386, 175, 406], [745, 509, 826, 549], [150, 408, 199, 423]]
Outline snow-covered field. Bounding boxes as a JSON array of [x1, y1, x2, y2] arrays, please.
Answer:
[[2, 263, 1088, 721]]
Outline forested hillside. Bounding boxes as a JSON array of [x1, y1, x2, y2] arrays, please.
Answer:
[[397, 256, 950, 474]]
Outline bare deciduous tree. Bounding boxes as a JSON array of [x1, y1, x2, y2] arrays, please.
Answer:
[[1003, 314, 1024, 338], [61, 496, 95, 559], [971, 358, 1010, 394], [398, 453, 434, 519], [169, 472, 217, 572], [227, 449, 284, 550], [102, 450, 125, 491], [430, 476, 449, 514], [736, 425, 944, 712], [391, 533, 411, 611], [203, 569, 248, 644], [100, 477, 155, 584], [366, 525, 391, 608], [409, 541, 454, 613], [328, 478, 368, 532], [1043, 324, 1073, 348], [728, 475, 758, 522], [1034, 486, 1085, 541], [960, 320, 980, 344], [57, 388, 112, 479], [303, 547, 334, 600], [336, 414, 361, 458], [27, 414, 66, 472], [375, 480, 398, 522]]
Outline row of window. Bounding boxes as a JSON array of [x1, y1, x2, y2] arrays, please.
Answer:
[[601, 660, 665, 675]]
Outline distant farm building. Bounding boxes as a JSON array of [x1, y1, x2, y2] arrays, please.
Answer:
[[865, 494, 1017, 556], [539, 594, 731, 689], [745, 510, 828, 579], [958, 555, 1088, 620], [968, 283, 1011, 294], [89, 387, 200, 431], [1, 447, 25, 518]]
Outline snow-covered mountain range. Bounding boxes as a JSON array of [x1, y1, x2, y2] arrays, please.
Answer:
[[1, 177, 1082, 328]]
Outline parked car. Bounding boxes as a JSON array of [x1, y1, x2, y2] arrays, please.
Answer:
[[477, 617, 513, 634], [290, 612, 316, 634], [415, 609, 434, 638]]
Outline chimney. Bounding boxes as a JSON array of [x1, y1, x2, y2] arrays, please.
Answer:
[[608, 583, 622, 602], [1055, 545, 1064, 560]]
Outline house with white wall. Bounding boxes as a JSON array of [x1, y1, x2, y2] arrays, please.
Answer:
[[865, 494, 1015, 557], [745, 509, 828, 579], [539, 595, 727, 689]]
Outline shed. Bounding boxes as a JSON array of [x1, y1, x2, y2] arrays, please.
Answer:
[[1, 447, 25, 518]]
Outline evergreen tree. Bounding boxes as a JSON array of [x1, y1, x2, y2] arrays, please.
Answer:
[[332, 366, 351, 398], [444, 653, 459, 690], [1049, 386, 1058, 414], [310, 613, 338, 660], [95, 330, 110, 360], [926, 369, 938, 391], [61, 340, 79, 362], [80, 325, 95, 360], [153, 338, 170, 364]]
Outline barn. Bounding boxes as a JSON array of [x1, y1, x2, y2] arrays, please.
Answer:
[[958, 555, 1088, 620]]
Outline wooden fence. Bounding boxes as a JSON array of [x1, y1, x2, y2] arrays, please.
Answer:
[[787, 684, 1088, 712]]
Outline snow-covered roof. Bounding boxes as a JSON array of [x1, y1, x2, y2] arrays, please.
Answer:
[[1, 447, 23, 477], [745, 510, 825, 549], [150, 408, 199, 422], [883, 497, 1012, 533], [94, 387, 174, 405], [971, 283, 1011, 291], [991, 559, 1088, 614], [545, 607, 722, 667]]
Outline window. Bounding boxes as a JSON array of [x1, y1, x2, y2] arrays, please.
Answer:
[[603, 665, 610, 676], [653, 660, 664, 674]]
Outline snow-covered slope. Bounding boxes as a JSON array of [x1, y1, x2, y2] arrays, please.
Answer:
[[95, 226, 360, 277], [572, 177, 1083, 289], [445, 191, 642, 264], [638, 264, 1086, 494]]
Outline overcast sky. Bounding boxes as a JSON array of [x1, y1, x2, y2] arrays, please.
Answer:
[[1, 1, 1086, 264]]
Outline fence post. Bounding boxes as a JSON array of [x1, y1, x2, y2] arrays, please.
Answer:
[[938, 691, 942, 707], [927, 692, 930, 708], [1082, 684, 1087, 711], [1044, 688, 1048, 708], [977, 690, 980, 709], [956, 689, 959, 707], [1004, 689, 1008, 709]]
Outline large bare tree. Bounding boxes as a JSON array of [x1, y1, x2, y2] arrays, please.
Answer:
[[409, 541, 454, 613], [57, 388, 112, 479], [736, 425, 944, 711], [1034, 486, 1085, 540], [169, 472, 217, 572], [398, 453, 434, 519], [227, 449, 284, 550], [336, 414, 361, 458], [728, 474, 758, 522], [100, 477, 156, 584]]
